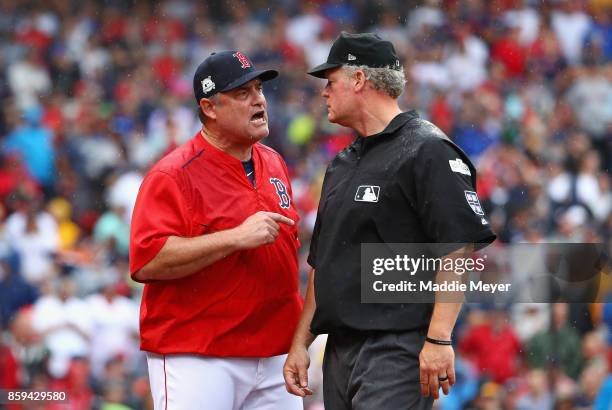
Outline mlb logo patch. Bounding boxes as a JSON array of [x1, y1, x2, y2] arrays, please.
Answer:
[[464, 190, 484, 215], [355, 185, 380, 203]]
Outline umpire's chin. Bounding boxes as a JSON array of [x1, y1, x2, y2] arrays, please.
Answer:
[[326, 108, 350, 128]]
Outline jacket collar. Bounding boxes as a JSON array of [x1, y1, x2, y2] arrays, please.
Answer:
[[352, 110, 419, 153]]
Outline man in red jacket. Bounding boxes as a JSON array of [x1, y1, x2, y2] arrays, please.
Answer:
[[130, 51, 303, 410]]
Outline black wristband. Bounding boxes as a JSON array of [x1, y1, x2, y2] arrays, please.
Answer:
[[425, 336, 452, 345]]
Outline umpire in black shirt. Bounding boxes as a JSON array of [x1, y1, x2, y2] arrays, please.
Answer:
[[283, 32, 496, 409]]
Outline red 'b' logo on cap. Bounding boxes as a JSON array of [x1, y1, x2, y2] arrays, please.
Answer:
[[233, 52, 251, 69]]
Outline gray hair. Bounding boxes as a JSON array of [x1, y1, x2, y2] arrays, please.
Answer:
[[342, 65, 406, 99]]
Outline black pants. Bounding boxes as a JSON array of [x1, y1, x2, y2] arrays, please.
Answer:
[[322, 329, 434, 410]]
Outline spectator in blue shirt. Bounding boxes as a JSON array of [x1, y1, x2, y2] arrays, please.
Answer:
[[3, 106, 55, 194]]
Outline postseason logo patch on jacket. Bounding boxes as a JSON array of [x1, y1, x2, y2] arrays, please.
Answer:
[[449, 158, 471, 176]]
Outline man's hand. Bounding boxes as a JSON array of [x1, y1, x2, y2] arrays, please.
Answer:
[[231, 211, 294, 249], [419, 342, 456, 400], [283, 346, 314, 397]]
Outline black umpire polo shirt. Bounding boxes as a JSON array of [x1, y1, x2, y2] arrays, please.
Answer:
[[308, 110, 496, 335]]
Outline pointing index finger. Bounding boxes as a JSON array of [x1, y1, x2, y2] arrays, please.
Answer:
[[266, 212, 294, 226]]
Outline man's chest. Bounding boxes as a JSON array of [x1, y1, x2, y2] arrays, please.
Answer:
[[317, 147, 430, 244], [187, 167, 298, 233]]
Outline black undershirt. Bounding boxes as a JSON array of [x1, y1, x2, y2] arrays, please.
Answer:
[[242, 158, 255, 187]]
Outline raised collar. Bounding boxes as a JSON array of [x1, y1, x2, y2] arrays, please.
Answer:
[[351, 110, 419, 154], [365, 110, 419, 139]]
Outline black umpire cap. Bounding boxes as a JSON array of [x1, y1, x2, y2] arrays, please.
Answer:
[[193, 51, 278, 104], [308, 31, 402, 78]]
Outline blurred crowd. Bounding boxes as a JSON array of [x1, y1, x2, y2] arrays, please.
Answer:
[[0, 0, 611, 409]]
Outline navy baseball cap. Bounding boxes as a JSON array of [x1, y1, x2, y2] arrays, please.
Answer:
[[193, 51, 278, 104], [308, 32, 401, 78]]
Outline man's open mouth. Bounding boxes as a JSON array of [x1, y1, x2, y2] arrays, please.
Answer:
[[250, 111, 266, 125]]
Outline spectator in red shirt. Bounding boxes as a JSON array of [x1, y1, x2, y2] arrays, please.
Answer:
[[492, 25, 527, 78], [460, 309, 523, 383], [0, 334, 19, 390]]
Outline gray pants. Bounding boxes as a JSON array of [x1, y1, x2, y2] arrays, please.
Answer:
[[323, 329, 434, 410]]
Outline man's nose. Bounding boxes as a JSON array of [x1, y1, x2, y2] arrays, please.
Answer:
[[253, 90, 266, 105]]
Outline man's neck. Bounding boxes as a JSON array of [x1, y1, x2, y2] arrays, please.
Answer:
[[352, 98, 402, 137], [200, 127, 252, 161]]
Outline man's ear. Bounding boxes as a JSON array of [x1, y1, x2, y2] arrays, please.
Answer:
[[353, 70, 367, 92], [199, 98, 217, 121]]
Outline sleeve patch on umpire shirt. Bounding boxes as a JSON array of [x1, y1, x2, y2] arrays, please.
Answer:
[[449, 158, 471, 176], [464, 190, 484, 215]]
